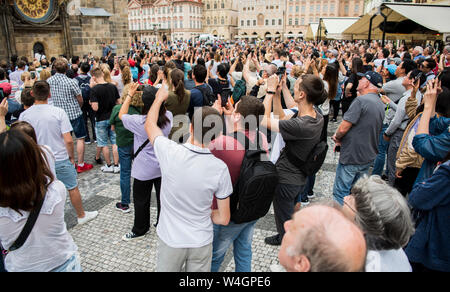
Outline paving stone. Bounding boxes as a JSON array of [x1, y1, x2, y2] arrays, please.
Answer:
[[65, 119, 341, 272]]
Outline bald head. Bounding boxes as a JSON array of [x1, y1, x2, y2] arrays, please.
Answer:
[[279, 205, 367, 272]]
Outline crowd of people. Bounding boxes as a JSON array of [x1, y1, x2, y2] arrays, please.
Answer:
[[0, 37, 449, 273]]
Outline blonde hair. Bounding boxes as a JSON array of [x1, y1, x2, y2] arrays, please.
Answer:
[[291, 65, 303, 78], [100, 64, 113, 84], [21, 71, 31, 82], [120, 83, 144, 107], [39, 69, 51, 81]]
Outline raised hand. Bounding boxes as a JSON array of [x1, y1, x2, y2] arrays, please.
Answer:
[[0, 98, 8, 118], [127, 82, 140, 98]]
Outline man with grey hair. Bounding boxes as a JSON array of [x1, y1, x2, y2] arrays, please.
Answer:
[[332, 71, 385, 205], [341, 175, 415, 272], [439, 45, 450, 71], [277, 204, 367, 272], [413, 46, 425, 62]]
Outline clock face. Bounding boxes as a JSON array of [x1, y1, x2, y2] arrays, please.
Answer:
[[14, 0, 56, 23]]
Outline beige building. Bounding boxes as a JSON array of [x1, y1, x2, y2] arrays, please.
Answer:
[[285, 0, 365, 38], [203, 0, 239, 40], [128, 0, 204, 43], [237, 0, 287, 41]]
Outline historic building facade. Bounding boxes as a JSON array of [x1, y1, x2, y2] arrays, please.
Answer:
[[237, 0, 286, 41], [202, 0, 238, 40], [0, 0, 129, 61], [236, 0, 364, 41], [128, 0, 204, 43], [284, 0, 364, 38]]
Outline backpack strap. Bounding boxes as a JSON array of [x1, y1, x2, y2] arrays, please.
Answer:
[[194, 85, 210, 106]]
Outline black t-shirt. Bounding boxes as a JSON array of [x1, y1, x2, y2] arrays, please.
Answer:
[[344, 73, 359, 100], [208, 78, 230, 97], [276, 111, 324, 186], [90, 83, 120, 122]]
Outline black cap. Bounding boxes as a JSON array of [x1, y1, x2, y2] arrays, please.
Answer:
[[357, 71, 383, 88]]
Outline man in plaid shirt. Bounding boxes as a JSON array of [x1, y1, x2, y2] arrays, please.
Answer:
[[47, 58, 93, 173]]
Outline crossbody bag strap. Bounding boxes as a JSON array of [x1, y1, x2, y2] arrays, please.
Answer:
[[6, 196, 45, 254], [132, 139, 150, 160]]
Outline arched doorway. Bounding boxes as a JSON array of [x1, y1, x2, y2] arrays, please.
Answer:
[[33, 42, 45, 57]]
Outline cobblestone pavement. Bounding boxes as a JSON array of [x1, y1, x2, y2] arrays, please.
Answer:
[[66, 118, 342, 272]]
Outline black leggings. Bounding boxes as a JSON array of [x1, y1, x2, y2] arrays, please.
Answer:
[[132, 177, 161, 236], [330, 100, 341, 120]]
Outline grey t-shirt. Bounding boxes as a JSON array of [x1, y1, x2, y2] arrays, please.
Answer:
[[340, 93, 385, 165], [276, 111, 324, 186], [382, 77, 406, 125]]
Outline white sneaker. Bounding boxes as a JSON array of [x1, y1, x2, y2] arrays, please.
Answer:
[[113, 164, 120, 174], [77, 211, 98, 226], [270, 264, 286, 272], [101, 164, 114, 173]]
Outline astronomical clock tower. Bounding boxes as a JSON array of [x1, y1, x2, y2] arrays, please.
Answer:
[[0, 0, 129, 61]]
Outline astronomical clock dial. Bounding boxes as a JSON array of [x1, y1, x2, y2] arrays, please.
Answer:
[[14, 0, 56, 24]]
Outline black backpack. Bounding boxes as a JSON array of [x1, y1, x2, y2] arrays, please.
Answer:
[[228, 131, 278, 224], [195, 84, 216, 106], [283, 112, 328, 177]]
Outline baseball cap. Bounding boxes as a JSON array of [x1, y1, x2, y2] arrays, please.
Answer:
[[357, 71, 383, 88], [328, 49, 339, 57], [128, 59, 136, 67], [387, 64, 397, 76]]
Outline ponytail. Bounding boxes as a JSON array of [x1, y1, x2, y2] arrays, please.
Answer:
[[122, 66, 132, 86], [170, 69, 186, 104]]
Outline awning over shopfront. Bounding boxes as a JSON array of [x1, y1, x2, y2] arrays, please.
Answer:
[[306, 23, 319, 40], [319, 17, 359, 40], [343, 3, 450, 40]]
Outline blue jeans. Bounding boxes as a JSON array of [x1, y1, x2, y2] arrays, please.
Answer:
[[372, 124, 390, 176], [333, 162, 372, 205], [295, 175, 315, 203], [211, 220, 257, 272], [118, 145, 133, 205]]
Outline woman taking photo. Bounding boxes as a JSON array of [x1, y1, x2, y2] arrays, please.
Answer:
[[0, 130, 79, 272], [119, 83, 173, 241], [109, 84, 143, 213]]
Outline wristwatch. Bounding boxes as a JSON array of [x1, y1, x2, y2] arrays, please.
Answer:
[[267, 91, 276, 95]]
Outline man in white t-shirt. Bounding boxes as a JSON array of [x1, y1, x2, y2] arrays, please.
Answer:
[[19, 81, 98, 226], [145, 84, 232, 272]]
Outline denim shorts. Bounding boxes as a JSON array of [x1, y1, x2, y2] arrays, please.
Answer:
[[51, 253, 82, 272], [55, 159, 78, 190], [95, 120, 116, 147], [70, 115, 87, 140]]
